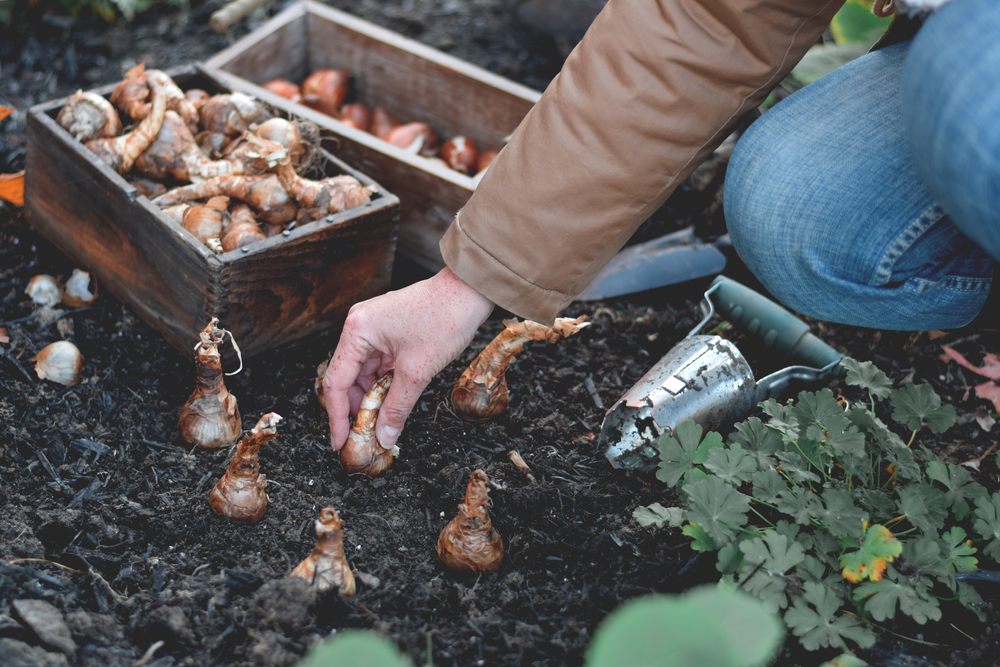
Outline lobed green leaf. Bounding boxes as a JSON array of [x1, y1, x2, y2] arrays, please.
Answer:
[[890, 383, 957, 434], [686, 477, 752, 547], [842, 358, 893, 401], [784, 582, 874, 651], [655, 420, 723, 488], [853, 569, 941, 624]]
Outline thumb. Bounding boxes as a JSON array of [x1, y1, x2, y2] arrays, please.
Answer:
[[374, 372, 424, 450]]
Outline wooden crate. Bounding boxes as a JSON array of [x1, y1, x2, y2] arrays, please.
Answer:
[[203, 0, 541, 272], [24, 67, 400, 360]]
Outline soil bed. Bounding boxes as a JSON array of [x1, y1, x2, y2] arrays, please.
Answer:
[[2, 2, 1000, 666]]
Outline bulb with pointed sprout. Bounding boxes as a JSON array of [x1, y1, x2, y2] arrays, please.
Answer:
[[452, 316, 590, 421], [178, 318, 242, 449], [209, 412, 281, 522], [291, 507, 356, 595], [340, 370, 395, 476], [437, 470, 503, 574]]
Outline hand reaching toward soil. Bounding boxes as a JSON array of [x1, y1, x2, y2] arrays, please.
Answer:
[[324, 267, 494, 452]]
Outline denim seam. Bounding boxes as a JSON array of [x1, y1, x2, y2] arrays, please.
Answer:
[[907, 276, 992, 293], [873, 203, 945, 285]]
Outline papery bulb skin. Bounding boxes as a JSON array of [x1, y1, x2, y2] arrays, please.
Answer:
[[34, 341, 84, 386], [371, 106, 400, 139], [437, 470, 503, 574], [56, 90, 123, 143], [452, 316, 591, 421], [340, 370, 395, 476], [221, 203, 267, 252], [384, 122, 439, 157], [439, 136, 480, 175], [291, 507, 356, 595], [301, 69, 351, 118], [209, 412, 282, 522], [339, 102, 371, 132], [262, 78, 302, 103], [178, 318, 242, 449], [61, 269, 98, 308], [26, 275, 64, 307]]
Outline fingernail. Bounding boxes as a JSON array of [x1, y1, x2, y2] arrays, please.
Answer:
[[379, 425, 399, 449]]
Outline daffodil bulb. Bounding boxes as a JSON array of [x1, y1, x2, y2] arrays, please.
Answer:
[[34, 341, 83, 386]]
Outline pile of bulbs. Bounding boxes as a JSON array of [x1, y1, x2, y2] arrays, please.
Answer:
[[263, 69, 501, 185], [24, 269, 99, 387], [55, 65, 377, 255]]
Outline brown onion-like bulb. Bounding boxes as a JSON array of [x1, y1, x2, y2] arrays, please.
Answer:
[[439, 136, 480, 175], [25, 275, 64, 307], [178, 318, 242, 449], [291, 507, 356, 595], [339, 102, 371, 132], [301, 69, 351, 118], [61, 269, 98, 308], [477, 149, 499, 173], [179, 196, 230, 243], [452, 316, 590, 421], [262, 78, 302, 103], [370, 106, 400, 139], [340, 370, 395, 476], [34, 341, 83, 386], [209, 412, 282, 522], [249, 117, 308, 169], [221, 202, 267, 252], [384, 122, 439, 157], [437, 470, 503, 574], [184, 89, 210, 109], [56, 90, 123, 143]]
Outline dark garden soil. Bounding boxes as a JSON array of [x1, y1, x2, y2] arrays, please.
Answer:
[[2, 2, 1000, 666]]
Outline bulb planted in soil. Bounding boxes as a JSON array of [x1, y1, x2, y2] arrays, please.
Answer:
[[209, 412, 281, 522], [178, 318, 242, 449], [291, 507, 356, 595], [339, 370, 395, 476], [438, 470, 503, 574]]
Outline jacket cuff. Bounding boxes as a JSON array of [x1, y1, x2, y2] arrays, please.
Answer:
[[441, 212, 571, 326]]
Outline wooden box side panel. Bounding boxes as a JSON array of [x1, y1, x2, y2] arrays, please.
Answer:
[[24, 108, 218, 353], [216, 203, 398, 358]]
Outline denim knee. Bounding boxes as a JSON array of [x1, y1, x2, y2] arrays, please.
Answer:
[[900, 0, 1000, 260]]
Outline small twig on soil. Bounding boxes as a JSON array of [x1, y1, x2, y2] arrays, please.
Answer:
[[132, 640, 165, 667], [584, 375, 604, 410], [89, 567, 126, 606], [509, 450, 537, 484]]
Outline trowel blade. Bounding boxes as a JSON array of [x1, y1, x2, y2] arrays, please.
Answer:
[[575, 232, 727, 301]]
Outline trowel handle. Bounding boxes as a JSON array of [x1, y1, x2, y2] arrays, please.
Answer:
[[709, 275, 845, 375]]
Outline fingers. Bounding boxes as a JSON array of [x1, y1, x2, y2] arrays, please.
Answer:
[[374, 366, 429, 450], [326, 327, 383, 450]]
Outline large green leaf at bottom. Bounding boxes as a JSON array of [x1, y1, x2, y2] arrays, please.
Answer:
[[585, 586, 783, 667], [298, 630, 413, 667]]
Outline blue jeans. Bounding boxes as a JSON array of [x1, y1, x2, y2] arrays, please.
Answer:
[[724, 0, 999, 331]]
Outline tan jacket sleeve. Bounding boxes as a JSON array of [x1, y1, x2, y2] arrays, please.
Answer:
[[440, 0, 846, 325]]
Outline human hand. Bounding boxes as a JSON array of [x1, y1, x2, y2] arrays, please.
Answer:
[[324, 267, 494, 451]]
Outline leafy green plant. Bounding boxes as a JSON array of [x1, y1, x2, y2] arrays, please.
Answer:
[[635, 358, 995, 653], [297, 629, 414, 667], [585, 585, 783, 667]]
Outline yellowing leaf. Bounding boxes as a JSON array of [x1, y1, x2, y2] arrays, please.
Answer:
[[0, 106, 13, 123], [840, 524, 902, 583], [0, 171, 24, 206]]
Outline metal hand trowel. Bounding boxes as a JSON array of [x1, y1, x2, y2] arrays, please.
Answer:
[[603, 275, 846, 471]]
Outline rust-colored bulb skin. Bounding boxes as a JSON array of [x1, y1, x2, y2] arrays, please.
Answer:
[[209, 412, 282, 522], [339, 371, 395, 476], [291, 507, 356, 595], [178, 318, 242, 449], [437, 470, 503, 574], [452, 316, 590, 421]]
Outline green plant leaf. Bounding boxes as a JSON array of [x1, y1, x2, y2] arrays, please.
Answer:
[[784, 581, 875, 651], [585, 586, 784, 667], [792, 388, 845, 429], [716, 538, 746, 575], [820, 653, 869, 667], [633, 502, 684, 528], [298, 630, 414, 667], [829, 0, 893, 46], [820, 419, 867, 461], [924, 456, 986, 521], [972, 492, 1000, 561], [686, 476, 752, 547], [655, 420, 723, 488], [853, 488, 896, 523], [776, 451, 822, 485], [853, 569, 941, 624], [817, 489, 867, 539], [942, 527, 978, 573], [729, 417, 782, 470], [885, 444, 922, 482], [705, 444, 758, 485], [752, 469, 787, 505], [842, 358, 893, 401], [682, 522, 718, 552], [903, 536, 949, 581], [896, 485, 948, 534], [738, 530, 806, 612], [839, 524, 902, 583], [774, 519, 800, 542], [957, 581, 987, 623], [890, 383, 957, 434], [777, 487, 819, 525]]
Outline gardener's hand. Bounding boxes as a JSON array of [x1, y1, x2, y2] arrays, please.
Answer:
[[324, 267, 494, 452]]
